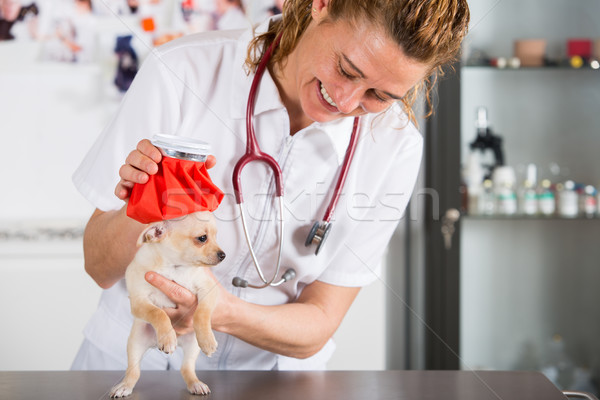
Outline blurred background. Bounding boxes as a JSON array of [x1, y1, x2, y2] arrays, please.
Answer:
[[2, 2, 600, 397], [0, 0, 386, 373]]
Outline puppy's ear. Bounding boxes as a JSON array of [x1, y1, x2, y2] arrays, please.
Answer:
[[138, 222, 168, 245]]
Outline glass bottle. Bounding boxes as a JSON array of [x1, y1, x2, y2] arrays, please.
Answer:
[[493, 166, 517, 216], [580, 185, 597, 218], [538, 179, 556, 216], [519, 180, 538, 216], [480, 179, 496, 215], [558, 180, 578, 218]]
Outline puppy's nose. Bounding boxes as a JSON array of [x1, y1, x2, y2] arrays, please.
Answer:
[[217, 251, 226, 261]]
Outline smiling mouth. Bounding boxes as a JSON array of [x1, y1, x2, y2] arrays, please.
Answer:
[[320, 82, 337, 108]]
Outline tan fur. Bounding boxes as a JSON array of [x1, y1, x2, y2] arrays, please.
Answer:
[[110, 211, 225, 398]]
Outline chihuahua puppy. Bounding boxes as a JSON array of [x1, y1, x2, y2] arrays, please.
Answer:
[[110, 211, 225, 398]]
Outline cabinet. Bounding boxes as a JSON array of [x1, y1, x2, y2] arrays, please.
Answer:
[[423, 0, 600, 394]]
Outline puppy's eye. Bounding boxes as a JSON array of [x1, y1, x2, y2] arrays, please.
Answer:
[[195, 235, 207, 243]]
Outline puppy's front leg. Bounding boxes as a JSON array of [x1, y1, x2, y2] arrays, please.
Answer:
[[193, 289, 218, 357], [131, 299, 177, 354]]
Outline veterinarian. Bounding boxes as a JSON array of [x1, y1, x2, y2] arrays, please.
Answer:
[[72, 0, 469, 370]]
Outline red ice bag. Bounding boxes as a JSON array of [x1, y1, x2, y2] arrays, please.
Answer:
[[126, 135, 224, 224]]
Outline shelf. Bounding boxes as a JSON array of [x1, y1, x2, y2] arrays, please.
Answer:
[[463, 214, 600, 220], [462, 65, 600, 71]]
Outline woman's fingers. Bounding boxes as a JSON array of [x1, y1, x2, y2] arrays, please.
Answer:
[[145, 271, 198, 335], [115, 179, 134, 200], [206, 155, 216, 169], [119, 163, 149, 184], [125, 150, 159, 177], [114, 139, 163, 200], [145, 271, 197, 306], [137, 139, 162, 163]]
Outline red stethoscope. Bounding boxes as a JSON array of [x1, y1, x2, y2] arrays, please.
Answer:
[[231, 33, 360, 289]]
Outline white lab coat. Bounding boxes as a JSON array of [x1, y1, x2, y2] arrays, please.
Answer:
[[71, 17, 423, 371]]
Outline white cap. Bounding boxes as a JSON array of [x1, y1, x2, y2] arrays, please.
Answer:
[[151, 134, 211, 162]]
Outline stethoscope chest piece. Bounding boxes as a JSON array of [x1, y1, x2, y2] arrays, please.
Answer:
[[305, 221, 332, 255]]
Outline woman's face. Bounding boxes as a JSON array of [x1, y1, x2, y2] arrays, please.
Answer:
[[283, 15, 430, 124]]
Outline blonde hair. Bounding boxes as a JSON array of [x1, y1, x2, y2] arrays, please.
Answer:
[[246, 0, 470, 124]]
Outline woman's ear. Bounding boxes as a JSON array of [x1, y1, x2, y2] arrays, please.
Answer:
[[311, 0, 329, 20]]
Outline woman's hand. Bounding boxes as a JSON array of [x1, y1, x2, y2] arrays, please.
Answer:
[[145, 271, 199, 335], [115, 139, 217, 200], [144, 270, 231, 336], [115, 139, 162, 200]]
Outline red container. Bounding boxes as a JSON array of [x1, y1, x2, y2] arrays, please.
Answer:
[[567, 39, 592, 58], [126, 135, 224, 224]]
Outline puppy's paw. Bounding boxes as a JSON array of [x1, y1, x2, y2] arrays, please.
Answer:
[[188, 380, 211, 396], [197, 334, 218, 357], [157, 328, 177, 354], [110, 382, 133, 398]]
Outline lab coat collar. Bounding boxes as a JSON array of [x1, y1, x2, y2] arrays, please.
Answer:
[[310, 117, 356, 166], [230, 16, 357, 166]]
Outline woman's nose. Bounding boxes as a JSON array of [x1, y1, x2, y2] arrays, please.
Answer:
[[334, 84, 364, 114]]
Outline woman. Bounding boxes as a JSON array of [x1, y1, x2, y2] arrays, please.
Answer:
[[72, 0, 470, 370]]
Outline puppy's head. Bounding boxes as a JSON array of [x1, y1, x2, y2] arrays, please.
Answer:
[[139, 211, 225, 267]]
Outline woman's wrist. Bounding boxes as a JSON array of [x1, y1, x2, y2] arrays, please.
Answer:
[[211, 286, 239, 334]]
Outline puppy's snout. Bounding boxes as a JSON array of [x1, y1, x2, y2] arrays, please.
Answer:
[[217, 251, 226, 261]]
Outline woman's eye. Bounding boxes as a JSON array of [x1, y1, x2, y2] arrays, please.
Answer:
[[338, 62, 354, 79], [370, 90, 388, 103], [196, 235, 207, 243]]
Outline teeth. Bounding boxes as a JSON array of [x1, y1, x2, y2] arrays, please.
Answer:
[[320, 82, 337, 107]]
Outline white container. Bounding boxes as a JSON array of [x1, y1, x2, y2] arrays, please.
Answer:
[[580, 185, 597, 218], [493, 166, 517, 216], [479, 179, 496, 215], [538, 179, 556, 216], [558, 180, 578, 218], [463, 152, 485, 215], [519, 180, 538, 216]]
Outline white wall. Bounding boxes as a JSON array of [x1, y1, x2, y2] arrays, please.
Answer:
[[0, 241, 102, 370], [0, 40, 109, 370], [328, 277, 386, 370]]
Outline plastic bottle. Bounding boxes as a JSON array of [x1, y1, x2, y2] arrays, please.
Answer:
[[558, 180, 579, 218], [538, 179, 556, 216], [519, 180, 538, 216], [518, 164, 538, 216], [493, 166, 517, 216], [580, 185, 597, 218], [462, 152, 485, 215], [480, 179, 496, 215]]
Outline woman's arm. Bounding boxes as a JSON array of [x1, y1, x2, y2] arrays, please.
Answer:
[[147, 273, 360, 359], [83, 207, 146, 289], [215, 280, 361, 359]]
